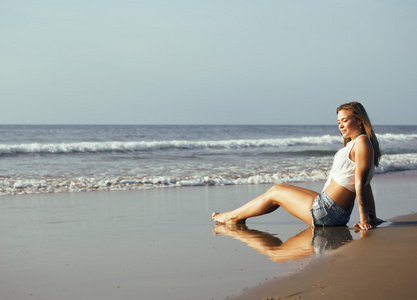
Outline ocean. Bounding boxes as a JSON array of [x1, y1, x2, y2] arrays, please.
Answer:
[[1, 124, 416, 196]]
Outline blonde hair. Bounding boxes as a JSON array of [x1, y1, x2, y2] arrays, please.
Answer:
[[337, 102, 381, 167]]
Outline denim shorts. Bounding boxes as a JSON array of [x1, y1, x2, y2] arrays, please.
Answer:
[[310, 192, 353, 226]]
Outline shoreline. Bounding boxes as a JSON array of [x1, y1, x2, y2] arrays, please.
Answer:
[[231, 214, 417, 299], [0, 171, 416, 299]]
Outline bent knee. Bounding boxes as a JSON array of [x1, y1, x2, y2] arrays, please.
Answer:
[[268, 183, 298, 199], [269, 183, 290, 192], [267, 183, 290, 199]]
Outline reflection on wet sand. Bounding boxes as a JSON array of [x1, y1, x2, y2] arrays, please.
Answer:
[[213, 225, 353, 263]]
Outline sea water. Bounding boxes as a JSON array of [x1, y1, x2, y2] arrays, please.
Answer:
[[1, 125, 416, 300], [0, 124, 416, 195]]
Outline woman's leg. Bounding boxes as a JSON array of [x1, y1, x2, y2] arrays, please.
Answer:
[[212, 183, 319, 225]]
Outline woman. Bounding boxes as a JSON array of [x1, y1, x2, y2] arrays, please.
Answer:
[[212, 102, 382, 230]]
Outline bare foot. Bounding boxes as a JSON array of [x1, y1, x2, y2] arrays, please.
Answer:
[[212, 223, 248, 236], [212, 211, 246, 224]]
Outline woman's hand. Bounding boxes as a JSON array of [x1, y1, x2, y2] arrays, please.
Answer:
[[354, 222, 372, 230]]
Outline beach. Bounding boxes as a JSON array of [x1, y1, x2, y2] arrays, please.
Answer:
[[3, 0, 417, 297], [0, 170, 416, 299], [232, 171, 417, 300], [233, 212, 417, 300]]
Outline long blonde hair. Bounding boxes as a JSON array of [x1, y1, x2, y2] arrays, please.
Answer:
[[337, 102, 381, 167]]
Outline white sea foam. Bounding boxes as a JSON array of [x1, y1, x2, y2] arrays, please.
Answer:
[[0, 172, 327, 196], [0, 134, 417, 155], [1, 125, 416, 196], [377, 133, 417, 142], [376, 153, 417, 173], [1, 153, 416, 196], [1, 133, 415, 156], [0, 135, 343, 155]]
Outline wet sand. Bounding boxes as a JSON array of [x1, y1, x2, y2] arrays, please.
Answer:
[[0, 183, 315, 300], [0, 171, 416, 300], [232, 212, 417, 300], [232, 171, 417, 300]]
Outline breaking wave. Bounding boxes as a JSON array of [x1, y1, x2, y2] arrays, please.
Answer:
[[1, 133, 416, 156], [1, 153, 416, 196]]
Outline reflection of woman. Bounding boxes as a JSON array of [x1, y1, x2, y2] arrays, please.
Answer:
[[212, 225, 353, 262], [213, 102, 382, 230], [311, 227, 353, 254]]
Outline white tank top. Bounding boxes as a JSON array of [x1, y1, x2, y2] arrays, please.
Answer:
[[323, 134, 374, 193]]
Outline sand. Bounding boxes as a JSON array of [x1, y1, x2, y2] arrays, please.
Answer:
[[0, 183, 310, 300], [232, 212, 417, 300], [0, 171, 416, 300], [232, 171, 417, 300]]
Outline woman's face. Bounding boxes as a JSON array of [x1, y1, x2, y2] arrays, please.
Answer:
[[337, 109, 362, 139]]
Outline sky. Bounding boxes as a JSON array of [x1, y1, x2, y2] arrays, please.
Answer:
[[1, 1, 416, 125]]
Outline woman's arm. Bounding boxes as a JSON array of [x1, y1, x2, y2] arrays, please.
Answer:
[[353, 137, 374, 230], [366, 184, 385, 225], [366, 185, 376, 220]]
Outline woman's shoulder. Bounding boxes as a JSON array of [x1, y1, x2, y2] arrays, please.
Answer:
[[354, 135, 372, 148], [351, 135, 374, 161]]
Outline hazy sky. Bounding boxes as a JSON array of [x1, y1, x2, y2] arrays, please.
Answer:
[[2, 1, 416, 125]]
